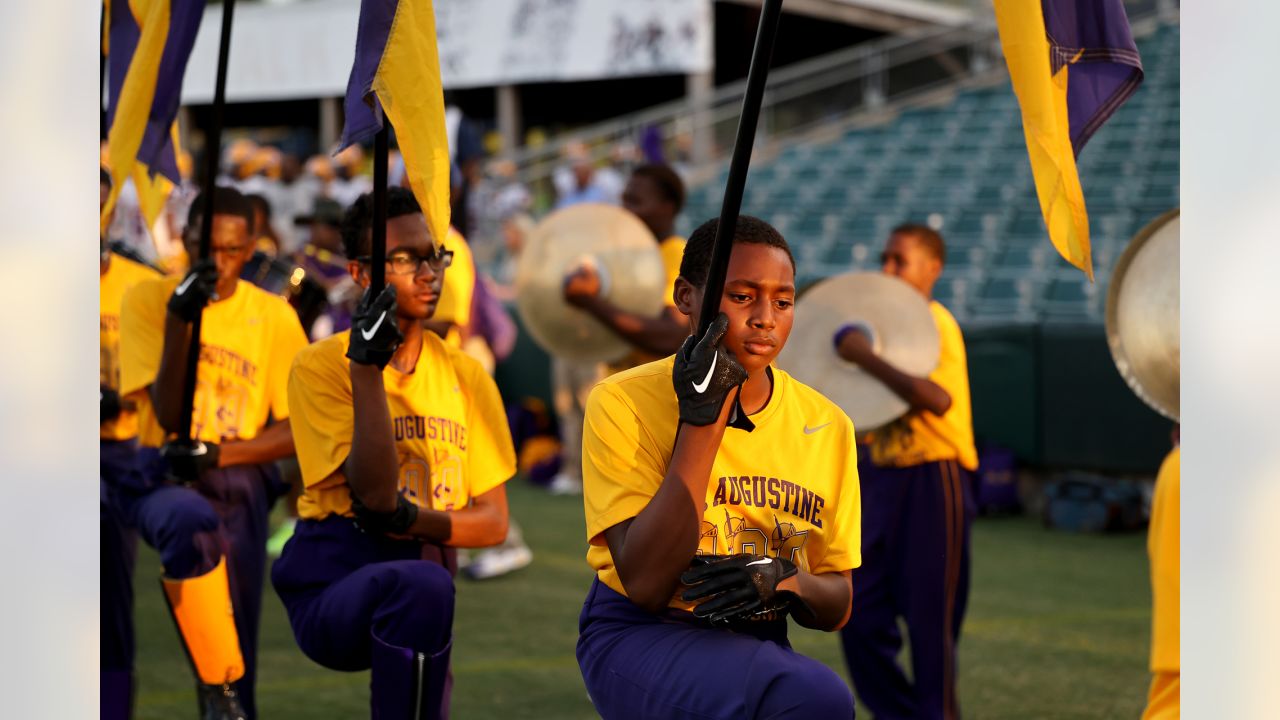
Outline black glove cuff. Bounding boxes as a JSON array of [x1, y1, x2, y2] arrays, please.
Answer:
[[352, 493, 419, 535]]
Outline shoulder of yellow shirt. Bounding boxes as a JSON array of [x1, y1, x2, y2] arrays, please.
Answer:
[[109, 252, 162, 281], [293, 328, 489, 383]]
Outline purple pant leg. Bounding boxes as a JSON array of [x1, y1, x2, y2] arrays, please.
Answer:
[[577, 579, 854, 720], [101, 440, 139, 720], [841, 460, 974, 720], [273, 519, 455, 719]]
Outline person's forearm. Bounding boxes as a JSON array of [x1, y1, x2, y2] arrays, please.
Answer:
[[346, 363, 402, 512], [581, 298, 688, 356], [407, 497, 509, 548], [612, 400, 733, 612], [152, 313, 194, 432], [218, 420, 295, 467], [778, 570, 852, 631], [839, 339, 951, 416]]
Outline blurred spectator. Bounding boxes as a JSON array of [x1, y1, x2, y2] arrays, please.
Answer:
[[329, 144, 372, 207], [293, 197, 359, 340], [491, 212, 535, 301], [553, 142, 617, 209], [245, 194, 282, 258], [466, 159, 532, 268]]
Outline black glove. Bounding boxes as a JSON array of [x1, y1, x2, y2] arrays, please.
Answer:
[[101, 385, 122, 424], [161, 439, 221, 484], [167, 259, 218, 322], [680, 553, 798, 624], [351, 492, 419, 536], [672, 313, 748, 426], [347, 285, 403, 369]]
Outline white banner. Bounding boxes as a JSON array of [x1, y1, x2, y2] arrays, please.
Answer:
[[181, 0, 712, 104]]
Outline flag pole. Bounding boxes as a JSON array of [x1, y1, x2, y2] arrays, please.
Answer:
[[696, 0, 785, 338], [370, 125, 390, 296], [177, 0, 237, 446]]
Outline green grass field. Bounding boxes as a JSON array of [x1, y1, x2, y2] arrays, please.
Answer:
[[132, 480, 1152, 719]]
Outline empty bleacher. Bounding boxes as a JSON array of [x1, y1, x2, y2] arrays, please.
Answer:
[[680, 22, 1179, 326]]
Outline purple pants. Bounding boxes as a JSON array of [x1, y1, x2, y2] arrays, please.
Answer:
[[271, 515, 455, 720], [101, 440, 140, 720], [104, 447, 281, 720], [839, 457, 974, 720], [576, 578, 855, 720]]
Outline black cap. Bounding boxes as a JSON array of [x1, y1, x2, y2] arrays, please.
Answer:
[[294, 198, 344, 228]]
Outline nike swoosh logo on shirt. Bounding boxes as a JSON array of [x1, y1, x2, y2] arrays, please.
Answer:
[[174, 273, 197, 296], [361, 310, 387, 341], [803, 422, 831, 435], [692, 353, 717, 394], [746, 558, 772, 567]]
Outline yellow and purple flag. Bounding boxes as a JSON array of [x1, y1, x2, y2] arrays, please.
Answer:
[[340, 0, 450, 249], [102, 0, 205, 233], [994, 0, 1143, 279]]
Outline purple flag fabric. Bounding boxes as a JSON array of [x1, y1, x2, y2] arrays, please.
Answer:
[[339, 0, 396, 150], [106, 0, 206, 183], [1042, 0, 1144, 156]]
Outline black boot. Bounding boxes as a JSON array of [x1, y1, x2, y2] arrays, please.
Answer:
[[196, 682, 247, 720]]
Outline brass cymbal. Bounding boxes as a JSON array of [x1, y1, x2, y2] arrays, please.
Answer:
[[514, 203, 667, 363], [1106, 208, 1179, 421], [777, 272, 940, 431]]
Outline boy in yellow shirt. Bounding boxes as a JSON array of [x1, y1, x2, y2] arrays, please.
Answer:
[[116, 186, 308, 718], [834, 223, 978, 720], [100, 167, 161, 720], [271, 187, 516, 719], [577, 216, 861, 719]]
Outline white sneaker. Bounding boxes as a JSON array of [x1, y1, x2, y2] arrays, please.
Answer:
[[548, 473, 583, 496], [465, 544, 534, 580]]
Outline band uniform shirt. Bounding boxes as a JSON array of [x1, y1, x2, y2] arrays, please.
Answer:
[[101, 253, 162, 441], [432, 227, 474, 348], [868, 301, 978, 471], [583, 357, 862, 611], [289, 329, 516, 520], [1149, 446, 1179, 673], [604, 235, 687, 376], [119, 277, 308, 448]]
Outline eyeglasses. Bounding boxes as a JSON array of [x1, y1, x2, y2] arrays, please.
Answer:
[[358, 247, 454, 275]]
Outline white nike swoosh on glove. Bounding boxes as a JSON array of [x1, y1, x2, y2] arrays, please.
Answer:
[[361, 310, 387, 341], [174, 273, 197, 296], [747, 558, 772, 567], [692, 352, 718, 394]]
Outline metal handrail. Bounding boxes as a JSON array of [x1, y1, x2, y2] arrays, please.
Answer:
[[507, 20, 997, 194]]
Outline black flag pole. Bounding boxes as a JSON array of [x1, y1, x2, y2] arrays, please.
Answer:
[[370, 125, 390, 296], [177, 0, 237, 446], [696, 0, 785, 338]]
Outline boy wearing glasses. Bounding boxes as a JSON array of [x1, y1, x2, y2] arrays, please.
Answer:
[[115, 186, 309, 718], [271, 187, 516, 719]]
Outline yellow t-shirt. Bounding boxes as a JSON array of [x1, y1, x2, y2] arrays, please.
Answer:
[[119, 278, 309, 448], [869, 301, 978, 471], [101, 253, 162, 441], [583, 357, 862, 611], [433, 227, 474, 347], [1149, 446, 1179, 673], [605, 235, 687, 375], [288, 330, 517, 520]]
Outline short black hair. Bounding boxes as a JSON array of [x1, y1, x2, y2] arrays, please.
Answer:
[[100, 167, 111, 191], [340, 186, 423, 259], [890, 222, 946, 264], [631, 164, 685, 215], [678, 215, 795, 289], [244, 193, 272, 216], [186, 185, 255, 232]]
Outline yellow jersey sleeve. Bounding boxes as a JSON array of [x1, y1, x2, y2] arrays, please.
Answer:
[[287, 339, 354, 488], [455, 353, 517, 498], [118, 279, 170, 398], [869, 302, 978, 471], [1149, 446, 1180, 673], [659, 236, 686, 308], [434, 227, 474, 337], [266, 299, 311, 420], [101, 255, 162, 441], [582, 380, 669, 545]]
